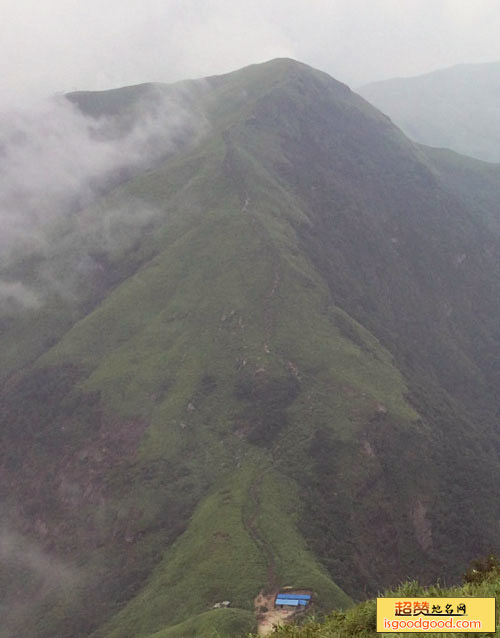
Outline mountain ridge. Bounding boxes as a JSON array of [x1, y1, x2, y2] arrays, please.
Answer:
[[359, 60, 500, 161], [2, 58, 500, 638]]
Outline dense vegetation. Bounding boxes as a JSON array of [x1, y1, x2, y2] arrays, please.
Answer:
[[264, 558, 500, 637], [2, 59, 500, 637]]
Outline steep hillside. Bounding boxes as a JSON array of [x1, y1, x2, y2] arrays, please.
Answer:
[[262, 559, 500, 637], [2, 59, 500, 638], [359, 61, 500, 162]]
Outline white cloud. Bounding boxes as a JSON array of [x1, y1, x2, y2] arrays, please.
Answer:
[[2, 0, 500, 102], [0, 82, 207, 310], [0, 280, 40, 310]]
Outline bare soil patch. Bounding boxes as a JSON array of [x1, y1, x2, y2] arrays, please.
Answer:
[[255, 591, 297, 636]]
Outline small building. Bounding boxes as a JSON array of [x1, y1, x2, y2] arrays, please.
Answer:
[[274, 593, 311, 609]]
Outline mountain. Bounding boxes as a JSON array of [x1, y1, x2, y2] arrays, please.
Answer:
[[359, 61, 500, 162], [2, 58, 500, 638]]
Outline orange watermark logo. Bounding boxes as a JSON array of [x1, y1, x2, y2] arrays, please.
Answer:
[[376, 597, 495, 632]]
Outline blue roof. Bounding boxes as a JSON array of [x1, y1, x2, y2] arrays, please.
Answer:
[[276, 598, 310, 607], [276, 598, 300, 606], [277, 594, 311, 600]]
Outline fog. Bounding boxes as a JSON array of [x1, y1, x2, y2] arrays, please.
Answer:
[[2, 0, 500, 104], [0, 526, 76, 587], [2, 1, 500, 311], [0, 526, 78, 638], [1, 2, 500, 635], [0, 83, 207, 311]]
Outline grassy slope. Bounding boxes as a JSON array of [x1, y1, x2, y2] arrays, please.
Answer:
[[144, 608, 256, 638], [418, 144, 500, 234], [266, 573, 500, 638], [3, 60, 500, 638], [38, 110, 409, 636], [5, 67, 419, 637]]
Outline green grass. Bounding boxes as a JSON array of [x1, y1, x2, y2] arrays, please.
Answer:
[[264, 570, 500, 637], [144, 608, 256, 638], [97, 456, 352, 638], [4, 57, 500, 638], [97, 463, 265, 638], [0, 113, 439, 637], [256, 471, 353, 610]]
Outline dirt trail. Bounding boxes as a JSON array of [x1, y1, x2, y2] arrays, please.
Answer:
[[246, 472, 305, 636], [243, 469, 286, 635], [245, 473, 277, 588], [241, 197, 251, 213], [263, 267, 280, 353]]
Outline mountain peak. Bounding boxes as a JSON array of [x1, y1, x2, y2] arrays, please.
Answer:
[[209, 56, 350, 93], [4, 57, 500, 638]]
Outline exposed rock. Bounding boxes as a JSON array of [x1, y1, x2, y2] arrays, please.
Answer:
[[411, 499, 433, 551]]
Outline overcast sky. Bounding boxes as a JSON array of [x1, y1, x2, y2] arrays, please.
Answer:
[[2, 0, 500, 103]]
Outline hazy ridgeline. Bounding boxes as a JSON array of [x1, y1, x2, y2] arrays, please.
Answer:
[[359, 61, 500, 162], [0, 83, 208, 312], [2, 59, 500, 638]]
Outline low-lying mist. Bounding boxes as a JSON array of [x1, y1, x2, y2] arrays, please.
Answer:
[[0, 82, 208, 313], [0, 80, 210, 635], [0, 526, 79, 638]]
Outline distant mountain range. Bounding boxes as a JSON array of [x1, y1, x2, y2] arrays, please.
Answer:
[[2, 59, 500, 638], [359, 61, 500, 162]]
